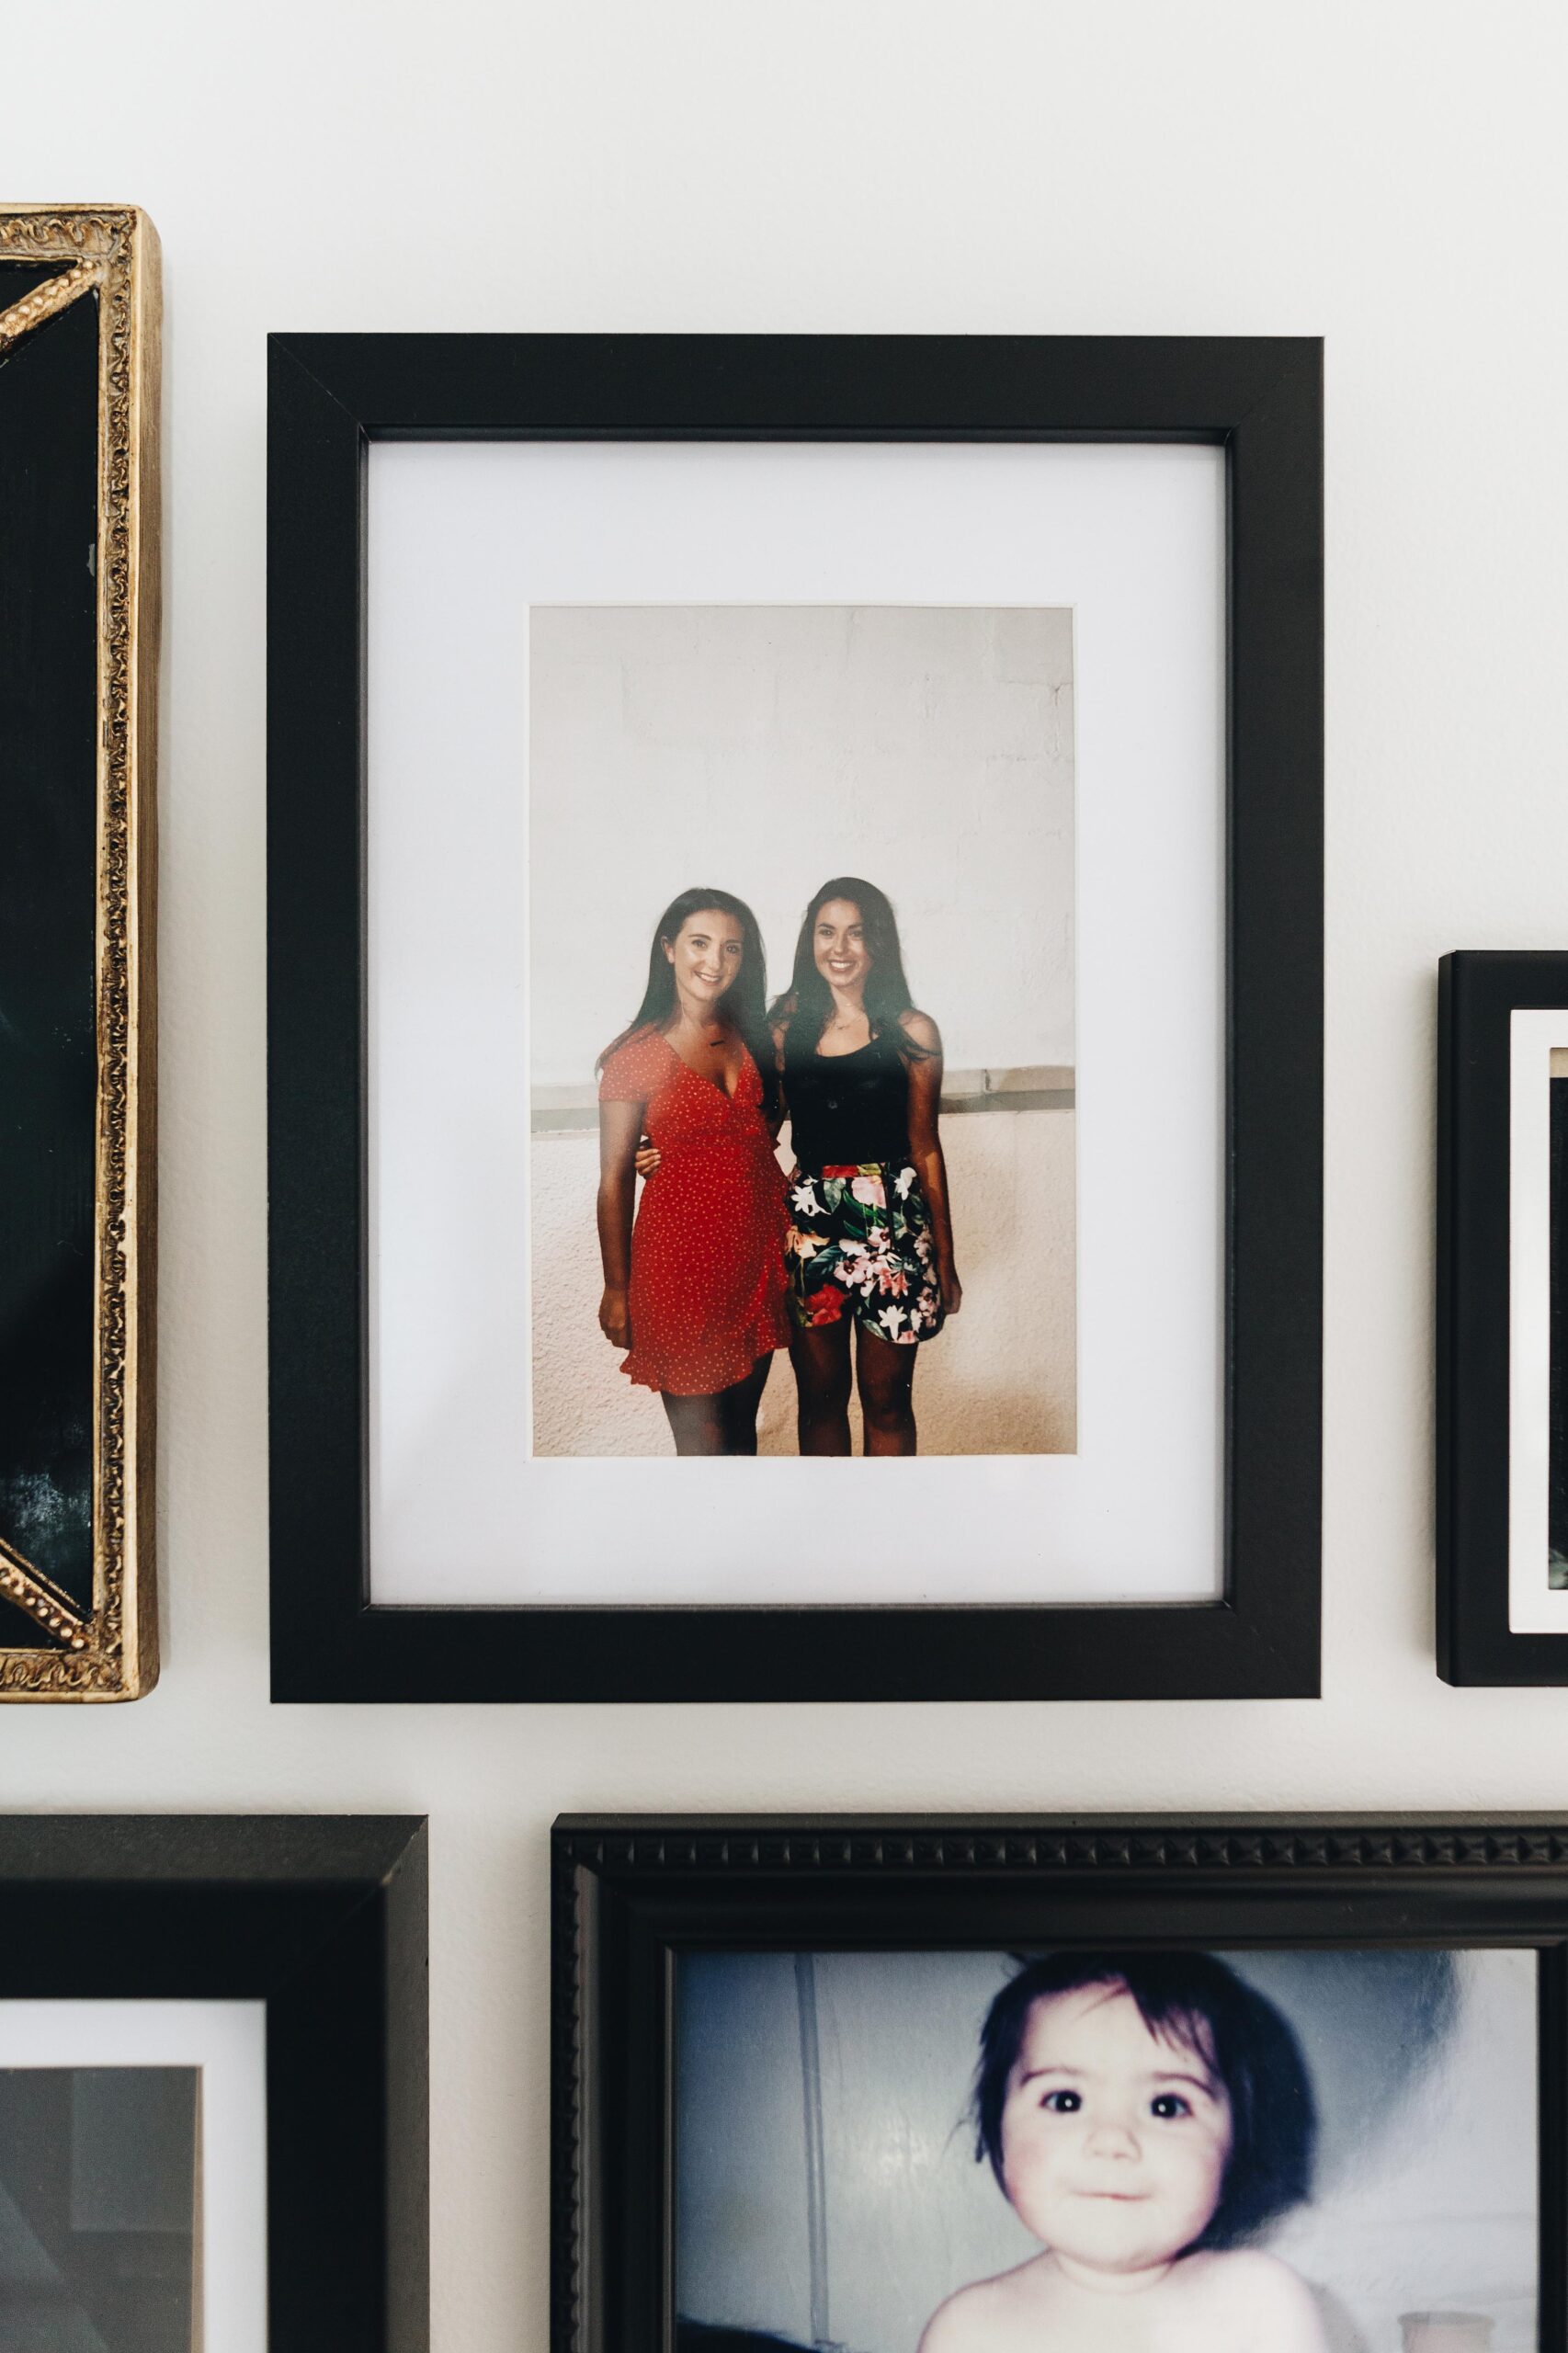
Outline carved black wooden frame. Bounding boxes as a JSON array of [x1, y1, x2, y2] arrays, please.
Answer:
[[552, 1813, 1568, 2352], [0, 1813, 428, 2351], [268, 333, 1324, 1702]]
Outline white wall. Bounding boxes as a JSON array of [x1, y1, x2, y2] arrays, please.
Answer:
[[8, 6, 1568, 2347]]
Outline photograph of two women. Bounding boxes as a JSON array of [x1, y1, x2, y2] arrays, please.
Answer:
[[528, 603, 1077, 1461]]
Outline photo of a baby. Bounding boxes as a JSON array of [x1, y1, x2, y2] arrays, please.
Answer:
[[675, 1945, 1537, 2353], [920, 1953, 1324, 2352]]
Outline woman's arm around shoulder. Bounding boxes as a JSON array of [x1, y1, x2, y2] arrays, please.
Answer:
[[769, 995, 795, 1149], [770, 993, 798, 1074]]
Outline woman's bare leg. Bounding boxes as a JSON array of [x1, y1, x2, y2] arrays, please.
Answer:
[[790, 1322, 854, 1455], [660, 1392, 725, 1455], [856, 1325, 918, 1455], [717, 1353, 773, 1456], [662, 1356, 774, 1457]]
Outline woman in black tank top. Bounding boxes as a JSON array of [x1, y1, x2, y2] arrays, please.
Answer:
[[770, 876, 961, 1455]]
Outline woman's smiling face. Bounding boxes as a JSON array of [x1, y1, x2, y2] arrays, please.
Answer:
[[998, 1983, 1233, 2280], [812, 899, 870, 995], [663, 909, 744, 1007]]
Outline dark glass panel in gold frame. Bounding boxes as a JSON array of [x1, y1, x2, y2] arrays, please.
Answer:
[[0, 208, 159, 1698]]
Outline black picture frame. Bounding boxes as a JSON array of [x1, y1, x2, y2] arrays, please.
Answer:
[[552, 1812, 1568, 2353], [1437, 949, 1568, 1683], [267, 334, 1324, 1704], [0, 1813, 428, 2349]]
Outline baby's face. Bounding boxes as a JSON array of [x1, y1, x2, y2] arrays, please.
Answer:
[[999, 1984, 1233, 2279]]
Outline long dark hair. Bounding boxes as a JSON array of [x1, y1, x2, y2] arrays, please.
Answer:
[[768, 875, 927, 1055], [598, 887, 779, 1119]]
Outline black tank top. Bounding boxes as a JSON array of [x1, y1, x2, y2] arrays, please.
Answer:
[[785, 1025, 911, 1169]]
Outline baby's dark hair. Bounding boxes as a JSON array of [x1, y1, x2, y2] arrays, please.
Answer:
[[971, 1951, 1316, 2250]]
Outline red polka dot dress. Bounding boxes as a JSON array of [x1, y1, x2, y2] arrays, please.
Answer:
[[598, 1027, 791, 1396]]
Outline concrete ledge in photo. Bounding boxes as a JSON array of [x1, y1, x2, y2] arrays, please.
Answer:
[[530, 1065, 1075, 1136]]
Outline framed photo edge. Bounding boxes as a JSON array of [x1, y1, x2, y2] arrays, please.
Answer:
[[551, 1809, 1568, 2353], [0, 203, 161, 1701], [0, 1812, 429, 2352], [1437, 948, 1568, 1684], [267, 332, 1324, 1705]]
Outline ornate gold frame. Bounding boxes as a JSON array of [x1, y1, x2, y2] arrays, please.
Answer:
[[0, 207, 160, 1697]]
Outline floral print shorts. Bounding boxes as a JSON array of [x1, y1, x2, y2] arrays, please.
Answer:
[[785, 1162, 946, 1346]]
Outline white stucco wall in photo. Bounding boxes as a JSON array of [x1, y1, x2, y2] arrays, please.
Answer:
[[528, 601, 1076, 1085]]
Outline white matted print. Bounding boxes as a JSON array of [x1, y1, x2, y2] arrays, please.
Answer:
[[528, 602, 1075, 1461], [367, 440, 1223, 1604], [0, 1999, 267, 2353]]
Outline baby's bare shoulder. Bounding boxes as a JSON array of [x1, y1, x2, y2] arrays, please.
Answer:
[[1195, 2250, 1328, 2347], [918, 2262, 1046, 2353], [915, 2290, 971, 2353]]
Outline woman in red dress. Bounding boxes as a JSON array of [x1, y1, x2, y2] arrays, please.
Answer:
[[595, 887, 790, 1455]]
